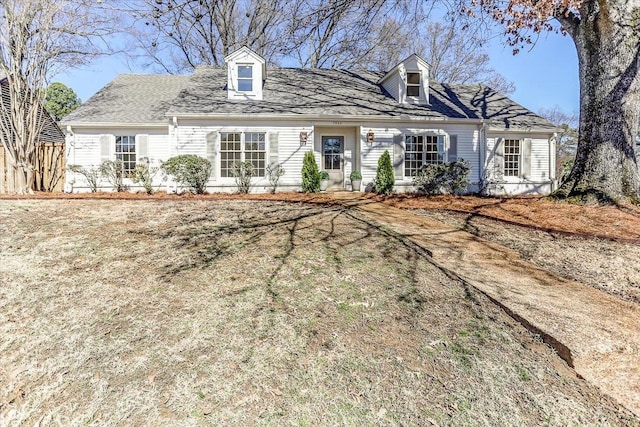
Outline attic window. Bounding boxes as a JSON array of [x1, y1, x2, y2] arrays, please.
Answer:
[[238, 65, 253, 92], [407, 72, 420, 97]]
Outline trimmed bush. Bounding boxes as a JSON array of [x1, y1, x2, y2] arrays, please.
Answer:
[[131, 158, 161, 195], [232, 161, 254, 194], [162, 154, 212, 194], [266, 163, 285, 194], [374, 150, 394, 194], [412, 159, 470, 195], [99, 159, 125, 192], [349, 171, 362, 180], [67, 164, 100, 192], [301, 151, 321, 193], [319, 170, 330, 180]]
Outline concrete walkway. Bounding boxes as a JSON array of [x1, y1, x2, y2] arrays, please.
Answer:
[[330, 192, 640, 416]]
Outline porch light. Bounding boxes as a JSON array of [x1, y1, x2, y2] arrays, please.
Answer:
[[300, 131, 308, 145], [367, 130, 374, 145]]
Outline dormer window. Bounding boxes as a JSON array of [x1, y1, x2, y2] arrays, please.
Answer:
[[238, 65, 253, 92], [225, 46, 266, 100], [407, 72, 420, 97]]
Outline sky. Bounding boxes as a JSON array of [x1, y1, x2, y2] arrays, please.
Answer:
[[55, 27, 580, 117]]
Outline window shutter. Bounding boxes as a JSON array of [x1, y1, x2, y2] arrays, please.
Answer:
[[393, 134, 404, 180], [206, 131, 218, 178], [522, 138, 532, 179], [448, 135, 458, 162], [437, 135, 445, 163], [494, 137, 504, 180], [269, 132, 279, 166], [137, 134, 148, 162], [100, 135, 111, 162]]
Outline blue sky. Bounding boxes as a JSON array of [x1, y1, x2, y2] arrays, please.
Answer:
[[55, 29, 579, 116]]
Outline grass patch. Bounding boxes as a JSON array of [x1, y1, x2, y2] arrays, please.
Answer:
[[0, 199, 636, 426]]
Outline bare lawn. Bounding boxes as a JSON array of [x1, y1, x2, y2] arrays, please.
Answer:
[[0, 199, 637, 426]]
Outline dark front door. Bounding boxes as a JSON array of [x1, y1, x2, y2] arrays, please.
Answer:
[[322, 136, 343, 188]]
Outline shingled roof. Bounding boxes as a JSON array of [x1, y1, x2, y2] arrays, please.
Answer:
[[0, 77, 65, 144], [63, 67, 555, 130], [62, 74, 190, 124]]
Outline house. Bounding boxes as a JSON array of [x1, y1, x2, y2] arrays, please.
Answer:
[[62, 47, 558, 194], [0, 75, 66, 193]]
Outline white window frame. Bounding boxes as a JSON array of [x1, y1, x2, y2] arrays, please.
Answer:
[[219, 131, 267, 178], [503, 138, 521, 178], [404, 133, 444, 178], [237, 64, 253, 92], [115, 135, 136, 175], [406, 72, 421, 98]]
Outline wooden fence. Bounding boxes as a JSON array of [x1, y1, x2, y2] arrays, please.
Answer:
[[0, 142, 65, 193]]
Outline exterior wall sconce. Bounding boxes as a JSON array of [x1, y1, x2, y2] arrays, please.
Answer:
[[300, 131, 308, 145], [367, 130, 374, 145]]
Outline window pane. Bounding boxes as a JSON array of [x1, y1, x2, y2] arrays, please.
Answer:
[[238, 79, 253, 92], [407, 85, 420, 97], [407, 72, 420, 84], [238, 65, 252, 78]]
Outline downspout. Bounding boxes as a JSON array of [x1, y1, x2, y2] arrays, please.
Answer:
[[171, 116, 179, 157], [479, 121, 487, 193], [550, 132, 558, 191], [65, 125, 74, 193]]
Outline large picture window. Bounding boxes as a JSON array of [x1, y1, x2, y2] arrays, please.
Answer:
[[115, 135, 136, 174], [220, 132, 266, 178], [404, 134, 442, 177], [504, 139, 521, 177]]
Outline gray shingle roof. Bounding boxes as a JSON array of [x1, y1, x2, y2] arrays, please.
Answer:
[[0, 77, 64, 143], [62, 74, 190, 124], [64, 67, 555, 130]]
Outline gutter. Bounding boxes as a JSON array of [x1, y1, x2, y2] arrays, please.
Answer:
[[165, 113, 486, 125]]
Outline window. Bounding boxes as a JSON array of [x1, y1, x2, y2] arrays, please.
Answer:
[[504, 139, 521, 177], [407, 72, 420, 97], [404, 134, 443, 177], [115, 135, 136, 174], [244, 132, 266, 177], [220, 133, 242, 178], [220, 132, 266, 178], [238, 65, 253, 92]]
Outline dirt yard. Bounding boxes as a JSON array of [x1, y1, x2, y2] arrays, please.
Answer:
[[0, 198, 637, 426]]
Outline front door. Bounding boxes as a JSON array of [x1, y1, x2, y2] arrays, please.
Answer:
[[322, 136, 343, 188]]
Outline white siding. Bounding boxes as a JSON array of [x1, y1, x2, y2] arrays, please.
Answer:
[[176, 120, 310, 192], [485, 133, 553, 195], [66, 128, 171, 192], [381, 73, 400, 102], [360, 123, 480, 192]]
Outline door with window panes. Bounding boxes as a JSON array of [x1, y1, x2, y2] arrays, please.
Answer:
[[322, 136, 343, 188]]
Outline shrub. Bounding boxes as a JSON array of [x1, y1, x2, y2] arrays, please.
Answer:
[[162, 154, 212, 194], [266, 163, 285, 193], [349, 170, 362, 180], [232, 161, 254, 194], [99, 159, 125, 192], [67, 164, 100, 192], [412, 159, 470, 195], [319, 170, 330, 180], [301, 151, 320, 193], [374, 150, 394, 194], [131, 158, 161, 195]]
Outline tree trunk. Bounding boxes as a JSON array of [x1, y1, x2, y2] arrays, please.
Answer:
[[555, 0, 640, 203]]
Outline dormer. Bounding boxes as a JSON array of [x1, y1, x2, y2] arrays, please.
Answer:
[[224, 46, 266, 100], [378, 54, 430, 105]]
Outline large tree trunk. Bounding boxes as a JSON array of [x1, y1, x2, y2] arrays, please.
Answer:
[[555, 0, 640, 203]]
